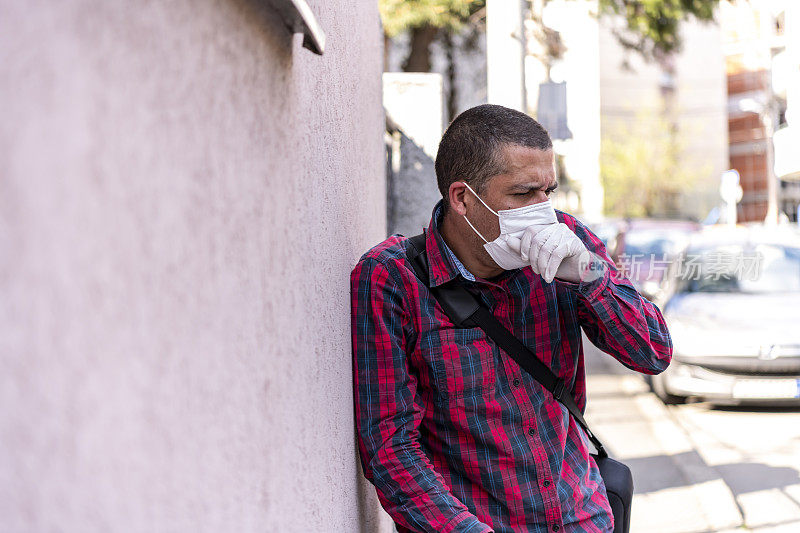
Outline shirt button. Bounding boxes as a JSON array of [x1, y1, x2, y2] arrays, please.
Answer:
[[528, 427, 535, 436], [513, 378, 521, 387], [543, 479, 551, 487], [552, 526, 560, 532]]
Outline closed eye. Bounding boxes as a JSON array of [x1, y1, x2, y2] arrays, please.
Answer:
[[511, 184, 557, 196]]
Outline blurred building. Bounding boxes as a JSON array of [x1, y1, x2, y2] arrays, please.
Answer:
[[599, 10, 728, 222], [720, 0, 800, 222], [527, 0, 728, 222], [385, 1, 730, 223]]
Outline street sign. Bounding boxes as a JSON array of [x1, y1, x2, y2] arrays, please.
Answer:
[[537, 81, 572, 141]]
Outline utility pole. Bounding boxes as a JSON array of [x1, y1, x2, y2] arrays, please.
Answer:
[[764, 6, 781, 225], [765, 65, 779, 225]]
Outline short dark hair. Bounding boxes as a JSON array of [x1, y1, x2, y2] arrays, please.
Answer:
[[434, 104, 552, 212]]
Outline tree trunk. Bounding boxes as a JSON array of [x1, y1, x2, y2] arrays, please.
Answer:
[[443, 32, 458, 123], [383, 33, 391, 72], [402, 24, 439, 72]]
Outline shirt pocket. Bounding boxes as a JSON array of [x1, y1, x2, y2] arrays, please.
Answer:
[[427, 326, 497, 403], [516, 283, 564, 375]]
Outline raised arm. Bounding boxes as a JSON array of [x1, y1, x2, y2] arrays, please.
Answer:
[[554, 216, 673, 375]]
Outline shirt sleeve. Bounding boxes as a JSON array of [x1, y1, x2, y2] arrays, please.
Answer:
[[350, 257, 494, 533], [554, 218, 673, 375]]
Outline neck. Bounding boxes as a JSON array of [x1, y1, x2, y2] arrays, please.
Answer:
[[440, 210, 504, 280]]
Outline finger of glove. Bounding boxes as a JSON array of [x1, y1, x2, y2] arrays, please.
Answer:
[[519, 225, 541, 262], [537, 230, 563, 283], [504, 235, 522, 255], [527, 239, 542, 274], [545, 232, 573, 283], [546, 241, 572, 282], [566, 231, 587, 257], [542, 225, 574, 282], [529, 224, 558, 265]]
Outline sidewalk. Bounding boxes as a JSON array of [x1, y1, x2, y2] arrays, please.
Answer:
[[583, 336, 745, 533]]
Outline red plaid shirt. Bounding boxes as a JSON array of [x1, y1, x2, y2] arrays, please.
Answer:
[[350, 201, 672, 532]]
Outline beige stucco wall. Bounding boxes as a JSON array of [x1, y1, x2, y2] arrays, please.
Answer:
[[0, 1, 392, 531]]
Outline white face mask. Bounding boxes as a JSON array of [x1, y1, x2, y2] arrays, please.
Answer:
[[461, 182, 558, 270]]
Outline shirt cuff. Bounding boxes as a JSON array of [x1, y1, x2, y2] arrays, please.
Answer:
[[441, 510, 495, 533]]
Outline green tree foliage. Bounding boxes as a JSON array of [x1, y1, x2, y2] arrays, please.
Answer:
[[380, 0, 485, 73], [379, 0, 485, 38], [380, 0, 723, 69], [600, 110, 708, 218], [598, 0, 721, 61]]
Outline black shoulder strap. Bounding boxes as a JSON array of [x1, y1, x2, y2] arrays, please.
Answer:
[[406, 232, 607, 458]]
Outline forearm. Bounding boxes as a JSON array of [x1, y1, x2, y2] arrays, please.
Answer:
[[358, 431, 493, 533], [558, 265, 673, 374]]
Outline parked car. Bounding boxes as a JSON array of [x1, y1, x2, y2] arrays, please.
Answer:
[[610, 218, 700, 299], [650, 224, 800, 405]]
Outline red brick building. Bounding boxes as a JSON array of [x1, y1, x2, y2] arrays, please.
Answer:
[[723, 1, 800, 224], [727, 69, 771, 221]]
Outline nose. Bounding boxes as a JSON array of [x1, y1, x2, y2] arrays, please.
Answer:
[[533, 192, 550, 204]]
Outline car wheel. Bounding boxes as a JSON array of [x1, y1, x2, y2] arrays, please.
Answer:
[[651, 372, 687, 405]]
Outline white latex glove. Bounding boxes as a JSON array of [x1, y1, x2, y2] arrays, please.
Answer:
[[506, 223, 599, 283]]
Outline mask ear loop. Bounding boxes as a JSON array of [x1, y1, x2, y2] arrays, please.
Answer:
[[463, 213, 489, 244], [462, 182, 499, 216], [460, 181, 497, 244]]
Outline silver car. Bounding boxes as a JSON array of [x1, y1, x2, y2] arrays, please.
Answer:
[[650, 224, 800, 405]]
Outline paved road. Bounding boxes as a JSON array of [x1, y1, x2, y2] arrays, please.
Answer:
[[583, 336, 800, 533]]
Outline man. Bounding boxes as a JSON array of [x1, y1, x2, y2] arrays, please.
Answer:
[[350, 104, 672, 532]]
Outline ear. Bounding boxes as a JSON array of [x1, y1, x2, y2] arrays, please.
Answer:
[[448, 181, 469, 216]]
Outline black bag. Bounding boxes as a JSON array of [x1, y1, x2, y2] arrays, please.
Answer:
[[406, 233, 633, 533]]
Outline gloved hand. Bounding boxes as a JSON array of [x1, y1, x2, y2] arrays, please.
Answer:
[[506, 223, 602, 283]]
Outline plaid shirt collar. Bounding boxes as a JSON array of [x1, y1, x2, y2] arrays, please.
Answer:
[[424, 201, 478, 286], [422, 201, 471, 287], [425, 200, 524, 287]]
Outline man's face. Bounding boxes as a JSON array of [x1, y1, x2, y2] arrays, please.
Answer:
[[455, 144, 558, 244]]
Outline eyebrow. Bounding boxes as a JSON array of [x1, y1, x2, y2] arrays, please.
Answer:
[[509, 182, 558, 193]]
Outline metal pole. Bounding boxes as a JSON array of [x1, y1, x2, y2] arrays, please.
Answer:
[[765, 103, 779, 225], [727, 199, 737, 227], [765, 28, 779, 225]]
